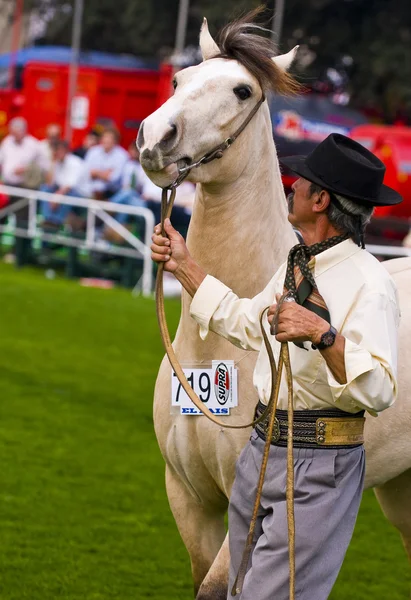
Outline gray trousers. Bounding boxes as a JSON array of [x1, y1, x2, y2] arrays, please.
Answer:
[[228, 430, 365, 600]]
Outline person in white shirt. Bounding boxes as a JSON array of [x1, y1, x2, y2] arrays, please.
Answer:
[[0, 117, 49, 186], [0, 117, 50, 226], [108, 143, 146, 223], [38, 123, 62, 165], [40, 140, 85, 227], [151, 134, 402, 600], [102, 142, 147, 242], [82, 128, 128, 199]]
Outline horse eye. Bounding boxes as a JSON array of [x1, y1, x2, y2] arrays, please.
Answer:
[[172, 79, 178, 90], [234, 86, 251, 101]]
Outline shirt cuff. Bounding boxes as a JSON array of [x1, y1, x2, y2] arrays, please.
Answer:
[[189, 275, 232, 340], [325, 338, 374, 398]]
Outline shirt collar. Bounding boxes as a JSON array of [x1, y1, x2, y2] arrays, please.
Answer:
[[308, 238, 362, 276]]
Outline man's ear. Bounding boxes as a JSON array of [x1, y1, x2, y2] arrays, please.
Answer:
[[313, 189, 332, 213]]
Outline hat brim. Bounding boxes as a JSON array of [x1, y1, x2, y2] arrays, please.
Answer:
[[280, 155, 403, 206]]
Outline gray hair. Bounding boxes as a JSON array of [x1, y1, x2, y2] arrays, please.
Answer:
[[309, 182, 373, 241]]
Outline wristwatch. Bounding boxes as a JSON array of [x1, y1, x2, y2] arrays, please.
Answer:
[[312, 325, 337, 351]]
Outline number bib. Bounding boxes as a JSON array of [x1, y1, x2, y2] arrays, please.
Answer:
[[171, 360, 238, 416]]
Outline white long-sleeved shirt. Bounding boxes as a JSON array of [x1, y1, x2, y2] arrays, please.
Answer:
[[82, 144, 129, 194], [0, 134, 49, 185], [52, 153, 85, 190], [190, 239, 400, 415]]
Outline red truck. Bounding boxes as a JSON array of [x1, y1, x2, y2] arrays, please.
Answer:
[[0, 46, 173, 149]]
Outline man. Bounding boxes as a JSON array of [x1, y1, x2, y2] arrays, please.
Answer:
[[151, 134, 401, 600], [0, 117, 49, 188], [39, 123, 62, 164], [109, 143, 146, 219], [82, 127, 128, 199], [40, 140, 85, 228], [103, 142, 146, 242], [0, 117, 49, 228]]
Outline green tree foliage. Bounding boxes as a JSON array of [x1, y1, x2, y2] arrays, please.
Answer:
[[38, 0, 411, 121]]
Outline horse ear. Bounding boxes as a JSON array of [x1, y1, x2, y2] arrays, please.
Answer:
[[272, 46, 299, 71], [199, 18, 220, 61]]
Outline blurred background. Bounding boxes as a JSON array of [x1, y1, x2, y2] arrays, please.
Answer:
[[0, 1, 410, 599]]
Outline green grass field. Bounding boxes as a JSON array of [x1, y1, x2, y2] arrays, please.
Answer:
[[0, 263, 409, 599]]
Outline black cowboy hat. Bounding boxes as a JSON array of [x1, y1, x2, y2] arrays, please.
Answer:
[[280, 133, 402, 206]]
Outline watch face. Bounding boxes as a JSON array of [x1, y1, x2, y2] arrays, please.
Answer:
[[321, 329, 336, 347]]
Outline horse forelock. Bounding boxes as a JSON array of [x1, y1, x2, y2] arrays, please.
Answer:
[[213, 8, 300, 96]]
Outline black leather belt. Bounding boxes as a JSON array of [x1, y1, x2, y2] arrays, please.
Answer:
[[254, 401, 365, 449]]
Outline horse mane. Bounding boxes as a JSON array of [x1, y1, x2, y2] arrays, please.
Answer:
[[215, 8, 300, 96]]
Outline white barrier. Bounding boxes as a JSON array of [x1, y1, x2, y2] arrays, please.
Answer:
[[0, 184, 409, 293], [366, 244, 411, 258], [0, 184, 155, 296]]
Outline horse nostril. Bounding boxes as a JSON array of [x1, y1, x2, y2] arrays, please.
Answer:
[[161, 123, 177, 146], [137, 122, 145, 149]]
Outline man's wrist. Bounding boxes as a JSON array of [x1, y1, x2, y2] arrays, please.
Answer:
[[309, 318, 331, 346], [174, 257, 206, 297]]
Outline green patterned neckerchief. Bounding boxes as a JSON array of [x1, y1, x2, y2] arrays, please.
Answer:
[[284, 234, 350, 326]]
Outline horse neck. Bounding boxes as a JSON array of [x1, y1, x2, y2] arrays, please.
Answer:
[[178, 105, 296, 338]]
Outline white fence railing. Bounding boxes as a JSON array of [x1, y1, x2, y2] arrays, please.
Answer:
[[0, 184, 155, 296], [366, 244, 411, 258], [0, 185, 409, 293]]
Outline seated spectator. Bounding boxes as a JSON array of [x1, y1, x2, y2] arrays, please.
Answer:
[[143, 177, 195, 235], [40, 140, 85, 229], [39, 123, 62, 164], [0, 117, 49, 226], [109, 143, 146, 220], [73, 128, 101, 159], [0, 117, 49, 188], [82, 127, 128, 199], [103, 143, 146, 242]]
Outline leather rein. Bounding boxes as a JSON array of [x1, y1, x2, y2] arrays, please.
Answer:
[[155, 92, 296, 598]]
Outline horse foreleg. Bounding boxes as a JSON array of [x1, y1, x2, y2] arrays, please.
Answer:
[[374, 469, 411, 564], [196, 532, 230, 600], [165, 465, 227, 597]]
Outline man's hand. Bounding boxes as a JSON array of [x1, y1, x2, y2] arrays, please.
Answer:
[[151, 218, 191, 274], [267, 293, 329, 345], [13, 166, 26, 176], [151, 218, 207, 297]]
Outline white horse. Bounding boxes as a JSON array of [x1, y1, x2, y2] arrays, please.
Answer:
[[138, 15, 411, 600]]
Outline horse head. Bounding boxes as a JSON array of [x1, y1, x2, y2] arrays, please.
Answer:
[[137, 14, 299, 189]]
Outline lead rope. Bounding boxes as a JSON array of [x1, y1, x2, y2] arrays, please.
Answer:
[[156, 181, 295, 600], [231, 341, 295, 597]]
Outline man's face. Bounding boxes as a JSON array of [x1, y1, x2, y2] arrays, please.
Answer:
[[47, 125, 61, 143], [10, 127, 25, 143], [101, 132, 116, 152], [287, 177, 317, 228]]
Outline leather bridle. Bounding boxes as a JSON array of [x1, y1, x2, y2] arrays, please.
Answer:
[[166, 93, 266, 190]]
